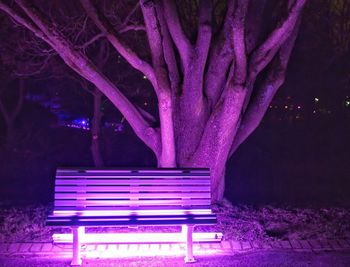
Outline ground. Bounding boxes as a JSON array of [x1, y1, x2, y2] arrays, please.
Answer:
[[1, 204, 350, 266], [1, 204, 349, 243], [1, 251, 350, 267]]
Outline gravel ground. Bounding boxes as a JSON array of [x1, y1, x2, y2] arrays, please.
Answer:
[[1, 204, 349, 243], [1, 251, 350, 267]]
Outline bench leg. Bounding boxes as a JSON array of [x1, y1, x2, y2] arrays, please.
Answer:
[[71, 226, 82, 266], [182, 225, 196, 263]]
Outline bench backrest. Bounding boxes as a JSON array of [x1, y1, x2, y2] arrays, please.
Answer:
[[53, 168, 212, 216]]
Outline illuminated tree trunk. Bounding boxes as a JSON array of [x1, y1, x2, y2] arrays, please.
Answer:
[[0, 0, 307, 203]]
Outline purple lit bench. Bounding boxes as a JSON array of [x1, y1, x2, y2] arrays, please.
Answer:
[[47, 168, 218, 265]]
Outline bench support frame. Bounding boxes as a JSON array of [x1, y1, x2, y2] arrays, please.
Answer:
[[182, 224, 196, 263], [71, 226, 83, 266]]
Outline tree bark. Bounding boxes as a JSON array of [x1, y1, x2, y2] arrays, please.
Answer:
[[90, 90, 104, 167]]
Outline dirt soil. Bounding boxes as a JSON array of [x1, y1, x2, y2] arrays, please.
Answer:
[[1, 204, 350, 243]]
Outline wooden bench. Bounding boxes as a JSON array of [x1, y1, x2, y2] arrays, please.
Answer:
[[47, 168, 218, 265]]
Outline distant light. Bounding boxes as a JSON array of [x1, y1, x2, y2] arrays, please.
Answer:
[[297, 105, 301, 109], [314, 97, 319, 102], [81, 120, 87, 125], [143, 75, 147, 79], [345, 100, 350, 107], [284, 105, 288, 109]]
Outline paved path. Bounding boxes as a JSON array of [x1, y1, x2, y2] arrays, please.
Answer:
[[0, 239, 350, 258]]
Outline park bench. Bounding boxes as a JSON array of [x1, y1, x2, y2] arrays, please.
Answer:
[[47, 168, 218, 265]]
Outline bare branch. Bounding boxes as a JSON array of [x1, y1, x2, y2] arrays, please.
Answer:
[[248, 0, 306, 80], [232, 0, 249, 85], [205, 1, 234, 108], [79, 0, 157, 88], [10, 0, 161, 154], [140, 1, 170, 94], [195, 0, 213, 80], [76, 33, 105, 49], [230, 14, 302, 156], [14, 54, 52, 77], [118, 2, 140, 30], [0, 1, 53, 47], [118, 24, 145, 34], [162, 0, 192, 67], [155, 3, 180, 95], [141, 0, 176, 166], [245, 0, 267, 53]]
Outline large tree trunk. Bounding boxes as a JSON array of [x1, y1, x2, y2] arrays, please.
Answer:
[[0, 0, 307, 204]]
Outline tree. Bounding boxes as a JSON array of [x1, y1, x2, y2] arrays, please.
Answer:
[[0, 0, 307, 202]]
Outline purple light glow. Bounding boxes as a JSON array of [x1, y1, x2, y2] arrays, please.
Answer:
[[53, 209, 213, 216], [48, 239, 221, 260], [53, 232, 222, 244]]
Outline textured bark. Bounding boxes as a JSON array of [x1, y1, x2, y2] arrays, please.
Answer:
[[90, 90, 104, 167], [0, 0, 307, 203]]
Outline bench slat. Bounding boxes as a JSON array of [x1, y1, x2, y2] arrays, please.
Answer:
[[55, 185, 210, 192], [47, 214, 216, 226], [52, 208, 213, 216], [55, 199, 211, 206], [57, 169, 209, 174], [56, 175, 210, 179], [56, 179, 210, 185], [55, 192, 210, 199]]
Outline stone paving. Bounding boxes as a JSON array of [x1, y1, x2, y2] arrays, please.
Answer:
[[0, 239, 349, 259]]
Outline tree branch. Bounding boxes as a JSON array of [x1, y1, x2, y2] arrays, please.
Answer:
[[140, 0, 176, 166], [118, 25, 145, 34], [245, 0, 267, 53], [205, 0, 235, 108], [79, 0, 157, 88], [76, 33, 105, 50], [162, 0, 192, 67], [248, 0, 306, 81], [155, 3, 180, 95], [0, 1, 53, 47], [118, 2, 140, 30], [195, 0, 212, 83], [10, 0, 160, 155], [140, 0, 170, 94], [232, 0, 249, 85], [230, 14, 302, 156]]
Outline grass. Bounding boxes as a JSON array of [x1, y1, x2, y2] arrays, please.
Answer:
[[0, 203, 349, 243]]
